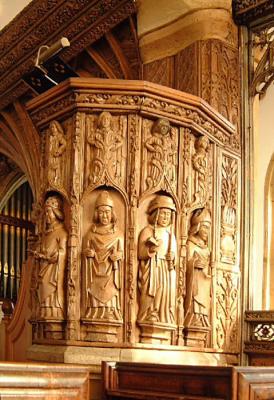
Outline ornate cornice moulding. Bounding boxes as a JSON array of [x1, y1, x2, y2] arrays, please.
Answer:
[[0, 0, 136, 110], [26, 78, 239, 152]]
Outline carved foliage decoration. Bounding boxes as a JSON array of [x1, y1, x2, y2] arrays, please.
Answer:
[[0, 0, 137, 110], [215, 270, 239, 352], [142, 118, 178, 194], [66, 112, 85, 340], [85, 111, 127, 189], [233, 0, 274, 25], [220, 156, 238, 264], [126, 114, 140, 343], [201, 40, 240, 131]]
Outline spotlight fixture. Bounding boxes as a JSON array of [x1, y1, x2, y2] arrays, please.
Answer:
[[23, 37, 78, 94]]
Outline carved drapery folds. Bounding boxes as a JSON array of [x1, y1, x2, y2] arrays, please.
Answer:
[[143, 119, 177, 192], [137, 195, 177, 343], [27, 79, 241, 353], [48, 121, 67, 187], [82, 190, 124, 342], [184, 208, 212, 347], [30, 194, 68, 340]]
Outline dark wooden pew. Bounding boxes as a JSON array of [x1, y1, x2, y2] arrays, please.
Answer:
[[103, 362, 274, 400], [102, 362, 235, 400], [0, 362, 90, 399], [236, 366, 274, 399]]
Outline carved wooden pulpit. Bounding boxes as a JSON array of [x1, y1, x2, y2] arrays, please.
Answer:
[[26, 78, 241, 365]]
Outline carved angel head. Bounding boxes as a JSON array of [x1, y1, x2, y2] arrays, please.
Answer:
[[97, 111, 112, 129]]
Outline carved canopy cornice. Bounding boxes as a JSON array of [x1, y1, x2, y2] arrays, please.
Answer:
[[0, 0, 136, 110], [233, 0, 274, 26], [26, 77, 239, 152]]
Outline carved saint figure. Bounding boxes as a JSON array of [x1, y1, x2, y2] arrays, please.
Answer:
[[184, 208, 211, 328], [145, 118, 176, 189], [48, 121, 67, 185], [192, 136, 209, 205], [34, 196, 68, 319], [83, 190, 123, 320], [137, 195, 177, 325], [87, 112, 123, 184]]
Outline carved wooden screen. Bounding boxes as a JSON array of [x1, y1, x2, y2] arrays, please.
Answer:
[[0, 182, 33, 302]]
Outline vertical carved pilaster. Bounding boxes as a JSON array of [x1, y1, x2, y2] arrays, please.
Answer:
[[176, 127, 191, 345], [126, 114, 140, 343], [213, 153, 240, 352], [66, 112, 84, 340]]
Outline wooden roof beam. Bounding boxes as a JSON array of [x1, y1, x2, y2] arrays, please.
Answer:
[[85, 47, 118, 79], [105, 31, 132, 79]]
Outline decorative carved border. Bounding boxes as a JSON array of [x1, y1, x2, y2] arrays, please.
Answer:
[[233, 0, 274, 25], [245, 310, 274, 321], [0, 0, 136, 110], [27, 79, 239, 152], [245, 340, 274, 353]]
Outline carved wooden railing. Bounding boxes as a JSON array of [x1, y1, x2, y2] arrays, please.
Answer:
[[244, 310, 274, 365]]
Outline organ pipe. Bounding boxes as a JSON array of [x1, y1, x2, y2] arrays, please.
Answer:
[[0, 182, 33, 301]]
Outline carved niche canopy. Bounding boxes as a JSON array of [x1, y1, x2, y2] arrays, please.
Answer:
[[0, 0, 139, 110]]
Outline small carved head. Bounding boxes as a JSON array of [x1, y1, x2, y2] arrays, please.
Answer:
[[195, 135, 209, 151], [147, 195, 176, 225], [45, 195, 64, 223], [98, 111, 112, 129], [152, 118, 170, 136], [189, 208, 211, 241], [93, 190, 117, 225], [49, 120, 63, 136]]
